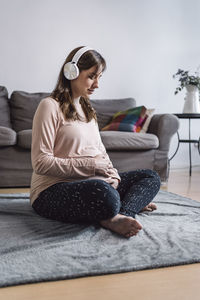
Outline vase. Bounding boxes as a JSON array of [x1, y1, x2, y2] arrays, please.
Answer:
[[182, 84, 200, 113]]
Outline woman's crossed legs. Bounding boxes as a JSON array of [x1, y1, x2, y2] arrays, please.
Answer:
[[32, 169, 161, 238]]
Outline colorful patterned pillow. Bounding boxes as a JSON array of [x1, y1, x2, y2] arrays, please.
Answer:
[[101, 106, 153, 132]]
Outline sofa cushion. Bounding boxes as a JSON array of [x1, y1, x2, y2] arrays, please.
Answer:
[[96, 113, 112, 130], [0, 126, 17, 146], [100, 131, 159, 150], [140, 109, 155, 133], [10, 91, 50, 132], [16, 130, 159, 151], [17, 130, 32, 149], [0, 86, 12, 128], [91, 98, 136, 129], [101, 106, 149, 132]]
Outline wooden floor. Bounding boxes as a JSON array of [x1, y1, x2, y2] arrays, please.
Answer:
[[0, 167, 200, 300]]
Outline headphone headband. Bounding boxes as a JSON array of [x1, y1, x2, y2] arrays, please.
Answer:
[[71, 46, 93, 64]]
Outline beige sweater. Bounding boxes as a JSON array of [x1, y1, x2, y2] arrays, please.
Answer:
[[30, 97, 121, 205]]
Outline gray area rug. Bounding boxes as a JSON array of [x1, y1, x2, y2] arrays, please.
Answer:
[[0, 190, 200, 288]]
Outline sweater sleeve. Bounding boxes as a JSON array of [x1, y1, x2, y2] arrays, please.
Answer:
[[31, 98, 95, 178]]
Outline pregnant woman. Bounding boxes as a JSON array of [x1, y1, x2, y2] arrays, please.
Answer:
[[30, 46, 160, 238]]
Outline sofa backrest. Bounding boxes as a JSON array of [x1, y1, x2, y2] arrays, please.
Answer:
[[8, 90, 136, 132], [10, 91, 50, 132], [0, 86, 12, 128]]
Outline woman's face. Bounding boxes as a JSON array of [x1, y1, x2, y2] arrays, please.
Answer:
[[70, 65, 103, 99]]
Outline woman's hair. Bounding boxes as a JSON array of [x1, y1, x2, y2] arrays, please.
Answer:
[[50, 46, 106, 122]]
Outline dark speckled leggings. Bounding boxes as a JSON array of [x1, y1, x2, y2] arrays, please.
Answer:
[[32, 169, 161, 224]]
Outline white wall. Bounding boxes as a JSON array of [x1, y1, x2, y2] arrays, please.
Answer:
[[0, 0, 200, 169]]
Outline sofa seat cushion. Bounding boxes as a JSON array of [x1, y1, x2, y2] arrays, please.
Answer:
[[17, 130, 32, 149], [100, 131, 159, 150], [16, 130, 159, 150], [0, 126, 17, 146]]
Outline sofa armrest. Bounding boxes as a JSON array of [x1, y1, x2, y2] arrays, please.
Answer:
[[147, 114, 180, 151], [0, 126, 17, 147]]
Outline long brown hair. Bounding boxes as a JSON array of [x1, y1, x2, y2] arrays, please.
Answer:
[[50, 46, 106, 122]]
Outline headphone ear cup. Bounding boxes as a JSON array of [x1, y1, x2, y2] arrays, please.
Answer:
[[63, 62, 79, 80]]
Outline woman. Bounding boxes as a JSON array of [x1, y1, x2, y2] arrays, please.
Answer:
[[30, 46, 161, 238]]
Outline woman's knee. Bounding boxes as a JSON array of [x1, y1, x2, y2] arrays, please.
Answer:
[[128, 169, 161, 190], [142, 169, 161, 194], [147, 169, 161, 185]]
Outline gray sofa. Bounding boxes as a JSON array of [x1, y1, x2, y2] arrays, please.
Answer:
[[0, 86, 179, 187]]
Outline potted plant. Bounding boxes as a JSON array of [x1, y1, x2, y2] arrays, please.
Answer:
[[173, 68, 200, 113]]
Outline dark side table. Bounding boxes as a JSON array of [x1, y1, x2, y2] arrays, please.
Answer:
[[170, 113, 200, 176]]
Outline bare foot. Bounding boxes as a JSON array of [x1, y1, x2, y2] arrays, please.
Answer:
[[140, 202, 157, 212], [100, 214, 142, 238]]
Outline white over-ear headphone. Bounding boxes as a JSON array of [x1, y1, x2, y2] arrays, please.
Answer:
[[63, 46, 93, 80]]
